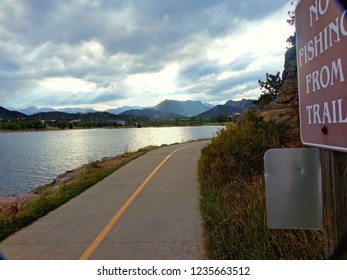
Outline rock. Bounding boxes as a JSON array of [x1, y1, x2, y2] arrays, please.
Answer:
[[16, 193, 38, 211], [35, 165, 86, 193], [0, 166, 85, 218], [0, 203, 18, 218], [260, 107, 302, 148], [0, 192, 38, 218], [0, 196, 17, 206], [266, 46, 298, 110], [261, 108, 294, 123], [101, 156, 116, 161]]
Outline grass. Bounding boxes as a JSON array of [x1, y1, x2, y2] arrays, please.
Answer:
[[198, 110, 325, 259], [0, 146, 157, 242]]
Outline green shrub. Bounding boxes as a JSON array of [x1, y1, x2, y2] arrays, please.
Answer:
[[199, 111, 290, 185]]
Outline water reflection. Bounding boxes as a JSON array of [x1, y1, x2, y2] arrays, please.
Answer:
[[0, 126, 221, 196]]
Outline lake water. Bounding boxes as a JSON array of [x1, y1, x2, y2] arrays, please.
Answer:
[[0, 126, 221, 196]]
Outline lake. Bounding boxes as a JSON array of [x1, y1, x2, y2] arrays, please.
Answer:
[[0, 126, 222, 196]]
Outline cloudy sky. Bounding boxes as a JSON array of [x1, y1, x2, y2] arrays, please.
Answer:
[[0, 0, 294, 111]]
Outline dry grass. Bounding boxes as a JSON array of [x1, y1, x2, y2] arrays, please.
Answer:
[[198, 110, 325, 259]]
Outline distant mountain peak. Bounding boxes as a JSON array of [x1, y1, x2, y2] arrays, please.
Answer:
[[152, 100, 212, 117], [18, 106, 56, 115], [107, 106, 143, 115], [17, 106, 98, 115], [196, 99, 255, 119]]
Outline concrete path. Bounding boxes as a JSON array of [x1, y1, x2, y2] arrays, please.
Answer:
[[0, 141, 208, 260]]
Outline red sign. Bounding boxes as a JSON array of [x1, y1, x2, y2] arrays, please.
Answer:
[[296, 0, 347, 152]]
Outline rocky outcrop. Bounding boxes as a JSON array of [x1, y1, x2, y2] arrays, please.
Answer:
[[266, 46, 298, 110], [259, 45, 301, 147]]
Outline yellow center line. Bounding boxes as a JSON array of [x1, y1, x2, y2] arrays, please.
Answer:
[[79, 143, 194, 260]]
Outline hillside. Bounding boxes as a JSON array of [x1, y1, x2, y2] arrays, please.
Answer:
[[107, 106, 143, 115], [225, 99, 255, 110], [17, 106, 99, 115], [196, 99, 255, 118], [120, 108, 185, 120], [31, 111, 78, 121], [153, 100, 211, 117], [30, 111, 133, 123], [3, 99, 255, 123], [18, 106, 56, 115], [0, 106, 28, 120]]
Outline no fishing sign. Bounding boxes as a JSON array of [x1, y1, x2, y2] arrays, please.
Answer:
[[296, 0, 347, 152]]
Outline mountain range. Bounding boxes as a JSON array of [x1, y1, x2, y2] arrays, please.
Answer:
[[153, 100, 213, 117], [1, 99, 255, 121], [0, 106, 28, 120], [17, 106, 98, 115], [106, 106, 143, 115], [196, 99, 255, 118], [119, 108, 185, 119]]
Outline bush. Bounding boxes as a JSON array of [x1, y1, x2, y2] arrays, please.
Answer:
[[199, 111, 290, 185], [198, 110, 325, 259]]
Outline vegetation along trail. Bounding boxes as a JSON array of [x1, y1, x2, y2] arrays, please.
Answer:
[[0, 141, 208, 260]]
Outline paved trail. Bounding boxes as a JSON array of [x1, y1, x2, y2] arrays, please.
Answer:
[[0, 141, 209, 260]]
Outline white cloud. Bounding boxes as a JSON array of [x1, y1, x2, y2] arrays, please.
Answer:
[[233, 88, 261, 100], [208, 10, 292, 66], [39, 77, 97, 93], [80, 40, 104, 60], [126, 63, 179, 95]]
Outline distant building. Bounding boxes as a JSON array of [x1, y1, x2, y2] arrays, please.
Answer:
[[70, 119, 82, 123], [115, 120, 126, 126]]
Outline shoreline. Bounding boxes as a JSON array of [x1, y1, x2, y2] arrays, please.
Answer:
[[0, 164, 88, 215], [0, 144, 163, 241], [0, 126, 135, 134], [0, 123, 224, 134], [0, 145, 159, 220]]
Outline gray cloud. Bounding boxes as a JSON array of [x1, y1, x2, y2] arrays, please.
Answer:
[[0, 0, 291, 109]]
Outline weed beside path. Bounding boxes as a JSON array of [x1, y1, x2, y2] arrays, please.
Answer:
[[198, 111, 325, 259]]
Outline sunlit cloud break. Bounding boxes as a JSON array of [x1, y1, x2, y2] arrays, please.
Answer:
[[0, 0, 294, 110]]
